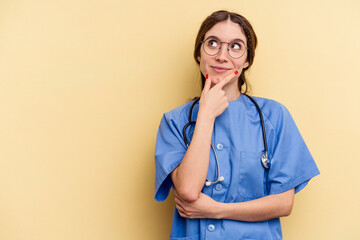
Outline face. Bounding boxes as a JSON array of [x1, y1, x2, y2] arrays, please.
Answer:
[[197, 20, 249, 87]]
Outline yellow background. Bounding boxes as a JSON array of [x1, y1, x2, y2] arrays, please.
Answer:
[[0, 0, 359, 239]]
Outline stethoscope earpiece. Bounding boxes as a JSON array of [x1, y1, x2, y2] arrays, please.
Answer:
[[205, 176, 224, 187], [203, 143, 226, 186]]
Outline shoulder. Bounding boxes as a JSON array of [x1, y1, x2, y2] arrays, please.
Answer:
[[249, 96, 288, 113], [162, 99, 198, 126], [246, 95, 293, 129]]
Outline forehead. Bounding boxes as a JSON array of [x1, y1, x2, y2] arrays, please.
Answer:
[[204, 20, 247, 43]]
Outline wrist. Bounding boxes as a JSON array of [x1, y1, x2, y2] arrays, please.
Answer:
[[213, 201, 226, 219], [197, 109, 215, 123]]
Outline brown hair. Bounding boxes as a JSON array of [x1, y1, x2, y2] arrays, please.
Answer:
[[194, 10, 257, 95]]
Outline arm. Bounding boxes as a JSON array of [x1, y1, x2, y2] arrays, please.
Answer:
[[170, 110, 214, 202], [171, 72, 238, 202], [174, 188, 295, 222]]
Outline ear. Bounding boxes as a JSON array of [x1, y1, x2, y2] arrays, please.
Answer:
[[197, 56, 201, 62], [243, 61, 249, 69]]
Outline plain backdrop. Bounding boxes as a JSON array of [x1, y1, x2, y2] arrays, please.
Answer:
[[0, 0, 359, 239]]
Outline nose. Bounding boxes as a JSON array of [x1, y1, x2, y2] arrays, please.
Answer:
[[216, 43, 229, 62]]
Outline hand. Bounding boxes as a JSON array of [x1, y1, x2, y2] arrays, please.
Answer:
[[173, 188, 220, 219], [199, 71, 239, 120]]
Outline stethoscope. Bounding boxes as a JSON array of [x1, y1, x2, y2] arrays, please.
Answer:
[[182, 94, 270, 187]]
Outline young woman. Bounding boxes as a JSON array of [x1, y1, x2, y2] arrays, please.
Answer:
[[154, 10, 319, 240]]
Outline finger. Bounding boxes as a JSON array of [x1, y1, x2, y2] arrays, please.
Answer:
[[172, 187, 182, 199], [174, 196, 181, 205], [202, 74, 211, 94], [173, 188, 185, 201], [178, 209, 187, 218], [176, 204, 188, 217], [214, 70, 239, 89], [174, 195, 187, 207], [175, 196, 186, 206], [175, 202, 184, 211]]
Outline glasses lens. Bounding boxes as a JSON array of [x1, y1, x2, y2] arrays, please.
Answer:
[[203, 39, 220, 56], [228, 41, 247, 59]]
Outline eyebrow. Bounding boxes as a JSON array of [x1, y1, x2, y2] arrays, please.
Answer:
[[205, 35, 246, 44]]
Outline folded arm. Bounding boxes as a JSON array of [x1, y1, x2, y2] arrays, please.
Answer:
[[174, 188, 295, 222]]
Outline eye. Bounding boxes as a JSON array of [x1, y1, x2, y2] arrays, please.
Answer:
[[208, 40, 219, 48], [230, 42, 242, 51]]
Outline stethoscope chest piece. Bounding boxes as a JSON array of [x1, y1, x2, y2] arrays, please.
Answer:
[[261, 152, 270, 169]]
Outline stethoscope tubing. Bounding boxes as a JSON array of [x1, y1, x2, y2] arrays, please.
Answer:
[[244, 94, 268, 155], [182, 97, 200, 147], [182, 94, 270, 186]]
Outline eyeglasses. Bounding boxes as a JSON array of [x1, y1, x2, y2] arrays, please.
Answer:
[[201, 37, 248, 59]]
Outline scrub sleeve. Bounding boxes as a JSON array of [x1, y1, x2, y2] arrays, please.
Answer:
[[263, 103, 320, 195], [154, 112, 187, 202]]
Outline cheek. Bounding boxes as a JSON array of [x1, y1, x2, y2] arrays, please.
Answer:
[[199, 61, 209, 76], [234, 60, 248, 71]]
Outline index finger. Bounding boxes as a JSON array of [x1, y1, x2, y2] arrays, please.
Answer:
[[202, 74, 211, 94], [214, 70, 239, 89]]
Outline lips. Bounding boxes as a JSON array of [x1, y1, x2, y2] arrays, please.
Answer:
[[211, 66, 231, 73]]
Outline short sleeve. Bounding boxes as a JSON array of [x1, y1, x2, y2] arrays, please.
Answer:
[[154, 113, 187, 202], [267, 105, 320, 195]]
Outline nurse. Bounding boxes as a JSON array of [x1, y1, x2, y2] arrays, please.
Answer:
[[155, 10, 319, 240]]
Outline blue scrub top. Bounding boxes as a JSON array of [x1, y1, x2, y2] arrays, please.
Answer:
[[154, 94, 320, 240]]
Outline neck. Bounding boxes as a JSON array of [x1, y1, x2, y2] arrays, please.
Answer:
[[223, 81, 241, 102]]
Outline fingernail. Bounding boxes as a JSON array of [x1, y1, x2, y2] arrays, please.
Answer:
[[234, 71, 238, 75], [206, 74, 209, 79]]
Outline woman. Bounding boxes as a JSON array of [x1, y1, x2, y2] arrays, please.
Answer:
[[154, 10, 319, 240]]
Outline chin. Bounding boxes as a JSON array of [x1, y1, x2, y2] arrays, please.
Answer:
[[211, 77, 223, 84]]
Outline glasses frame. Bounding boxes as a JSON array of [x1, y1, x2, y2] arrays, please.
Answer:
[[201, 37, 248, 59]]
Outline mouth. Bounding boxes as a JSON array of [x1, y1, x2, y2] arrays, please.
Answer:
[[211, 66, 231, 73]]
